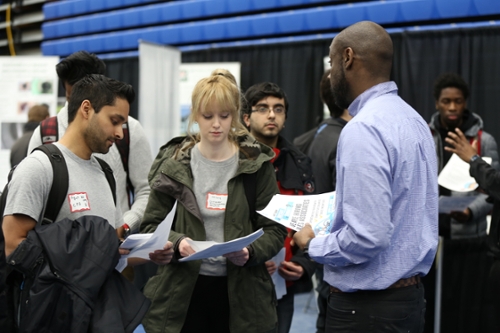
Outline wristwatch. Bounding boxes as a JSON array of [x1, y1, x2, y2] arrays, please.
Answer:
[[303, 239, 315, 262], [469, 154, 480, 163], [123, 223, 131, 238]]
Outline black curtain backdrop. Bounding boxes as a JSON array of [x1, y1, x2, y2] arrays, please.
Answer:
[[104, 25, 500, 145]]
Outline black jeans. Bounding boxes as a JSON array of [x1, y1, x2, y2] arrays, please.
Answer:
[[326, 282, 426, 333], [181, 275, 230, 333]]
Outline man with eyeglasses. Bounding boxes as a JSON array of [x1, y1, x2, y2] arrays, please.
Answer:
[[242, 82, 316, 333]]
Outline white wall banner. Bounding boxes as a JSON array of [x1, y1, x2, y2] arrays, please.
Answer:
[[0, 56, 59, 188], [139, 41, 181, 155]]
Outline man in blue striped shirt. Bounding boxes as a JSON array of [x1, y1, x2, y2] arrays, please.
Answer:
[[294, 21, 438, 332]]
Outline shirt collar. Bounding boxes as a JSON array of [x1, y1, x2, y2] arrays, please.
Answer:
[[348, 81, 398, 117]]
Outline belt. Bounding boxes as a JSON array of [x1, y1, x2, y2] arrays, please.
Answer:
[[329, 275, 421, 293]]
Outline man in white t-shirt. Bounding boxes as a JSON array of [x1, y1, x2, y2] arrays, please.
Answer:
[[3, 75, 173, 264]]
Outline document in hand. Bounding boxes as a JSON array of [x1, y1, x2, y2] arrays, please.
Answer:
[[269, 248, 287, 300], [178, 228, 264, 262], [257, 192, 336, 235], [116, 201, 177, 272], [438, 154, 492, 192]]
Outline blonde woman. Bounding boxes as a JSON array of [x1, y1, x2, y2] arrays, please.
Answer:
[[141, 72, 286, 333]]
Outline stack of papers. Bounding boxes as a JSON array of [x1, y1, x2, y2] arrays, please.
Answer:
[[179, 229, 264, 262]]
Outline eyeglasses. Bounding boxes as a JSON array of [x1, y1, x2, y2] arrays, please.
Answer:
[[251, 106, 285, 115]]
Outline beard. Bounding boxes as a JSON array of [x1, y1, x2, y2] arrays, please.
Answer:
[[331, 67, 351, 110], [84, 116, 113, 154]]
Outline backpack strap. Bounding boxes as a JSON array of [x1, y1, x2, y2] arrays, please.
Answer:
[[33, 144, 69, 225], [114, 123, 133, 208], [242, 172, 257, 224], [95, 157, 117, 206], [39, 116, 58, 144]]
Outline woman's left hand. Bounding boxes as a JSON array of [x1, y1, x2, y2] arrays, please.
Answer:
[[224, 247, 249, 266]]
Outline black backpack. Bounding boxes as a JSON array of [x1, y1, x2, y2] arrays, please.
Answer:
[[292, 122, 330, 155], [0, 144, 115, 332]]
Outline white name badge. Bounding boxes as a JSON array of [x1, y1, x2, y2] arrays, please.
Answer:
[[68, 192, 91, 213], [206, 192, 228, 210]]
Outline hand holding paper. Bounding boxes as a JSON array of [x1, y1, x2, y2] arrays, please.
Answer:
[[116, 201, 177, 272], [257, 192, 336, 235]]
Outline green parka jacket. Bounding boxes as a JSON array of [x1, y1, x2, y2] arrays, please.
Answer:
[[140, 134, 287, 333]]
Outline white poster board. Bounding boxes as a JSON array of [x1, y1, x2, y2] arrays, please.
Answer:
[[179, 62, 241, 134], [0, 56, 59, 188]]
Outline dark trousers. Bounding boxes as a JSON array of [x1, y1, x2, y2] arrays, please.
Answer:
[[276, 291, 294, 333], [325, 282, 426, 333], [181, 275, 230, 333]]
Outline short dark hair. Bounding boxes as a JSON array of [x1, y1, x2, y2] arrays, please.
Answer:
[[319, 70, 344, 118], [68, 74, 135, 123], [242, 82, 289, 123], [433, 73, 469, 101], [56, 51, 106, 86]]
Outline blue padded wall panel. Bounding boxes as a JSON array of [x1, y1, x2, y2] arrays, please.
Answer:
[[227, 1, 254, 14], [103, 33, 121, 52], [473, 0, 500, 15], [85, 35, 105, 53], [226, 17, 252, 38], [435, 0, 477, 19], [43, 3, 58, 20], [181, 1, 205, 20], [203, 20, 227, 40], [277, 11, 306, 34], [159, 26, 182, 45], [204, 0, 227, 16], [140, 5, 162, 25], [365, 1, 402, 24], [123, 9, 141, 27], [305, 7, 338, 31], [55, 20, 72, 38], [42, 22, 57, 39], [161, 3, 182, 22], [71, 0, 88, 16], [104, 12, 123, 31], [41, 41, 56, 55], [279, 0, 309, 5], [250, 14, 278, 36], [121, 30, 142, 49], [399, 0, 439, 22], [141, 28, 162, 45], [72, 17, 88, 35], [87, 15, 106, 33], [335, 4, 367, 28], [89, 0, 106, 13], [180, 23, 203, 43], [253, 0, 279, 10], [57, 2, 73, 18]]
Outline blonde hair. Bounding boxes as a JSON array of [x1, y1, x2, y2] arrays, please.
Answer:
[[186, 71, 248, 145], [210, 68, 237, 86]]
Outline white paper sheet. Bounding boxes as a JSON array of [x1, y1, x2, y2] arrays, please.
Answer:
[[269, 248, 287, 300], [257, 192, 336, 235], [179, 228, 264, 262], [438, 154, 492, 192], [116, 201, 177, 272]]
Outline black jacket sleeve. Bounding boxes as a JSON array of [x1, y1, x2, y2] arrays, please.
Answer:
[[470, 158, 500, 200]]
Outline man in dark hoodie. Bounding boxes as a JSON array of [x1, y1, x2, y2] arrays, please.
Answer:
[[426, 72, 499, 333], [10, 104, 49, 167]]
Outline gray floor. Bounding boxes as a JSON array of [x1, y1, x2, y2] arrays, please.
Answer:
[[134, 291, 318, 333]]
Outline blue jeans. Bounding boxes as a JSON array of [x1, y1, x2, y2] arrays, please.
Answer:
[[326, 283, 426, 333]]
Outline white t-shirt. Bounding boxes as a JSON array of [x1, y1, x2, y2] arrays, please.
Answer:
[[4, 142, 123, 228]]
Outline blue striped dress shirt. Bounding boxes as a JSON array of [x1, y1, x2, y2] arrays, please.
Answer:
[[309, 81, 438, 292]]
